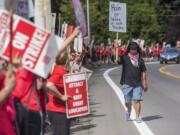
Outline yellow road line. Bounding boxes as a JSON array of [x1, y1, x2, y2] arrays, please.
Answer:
[[159, 65, 180, 79]]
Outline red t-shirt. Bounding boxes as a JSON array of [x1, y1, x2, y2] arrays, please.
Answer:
[[118, 47, 126, 57], [106, 49, 111, 57], [13, 68, 45, 111], [0, 73, 16, 135], [100, 48, 105, 56], [46, 65, 68, 113], [157, 48, 160, 55], [95, 48, 99, 57], [153, 48, 160, 56]]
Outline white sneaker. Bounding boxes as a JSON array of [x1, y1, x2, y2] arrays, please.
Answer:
[[135, 117, 143, 123], [125, 111, 131, 121]]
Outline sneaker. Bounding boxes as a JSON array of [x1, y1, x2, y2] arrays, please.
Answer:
[[125, 111, 131, 121], [135, 117, 143, 123]]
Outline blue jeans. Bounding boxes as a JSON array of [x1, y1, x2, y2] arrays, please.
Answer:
[[122, 84, 143, 103]]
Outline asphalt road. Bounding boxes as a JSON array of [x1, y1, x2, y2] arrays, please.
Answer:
[[69, 63, 180, 135]]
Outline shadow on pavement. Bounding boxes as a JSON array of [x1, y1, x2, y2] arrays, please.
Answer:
[[142, 115, 163, 121], [89, 114, 106, 118], [69, 98, 106, 134], [89, 102, 101, 106], [71, 124, 96, 133]]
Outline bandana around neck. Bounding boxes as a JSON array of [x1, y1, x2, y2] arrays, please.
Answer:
[[128, 53, 139, 67]]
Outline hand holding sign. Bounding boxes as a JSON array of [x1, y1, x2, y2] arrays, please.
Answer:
[[0, 10, 64, 78], [64, 73, 90, 119], [72, 26, 81, 37], [4, 70, 16, 91], [60, 26, 80, 53], [60, 95, 72, 102], [12, 54, 22, 68]]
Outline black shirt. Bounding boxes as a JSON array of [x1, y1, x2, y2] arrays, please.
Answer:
[[119, 55, 146, 87]]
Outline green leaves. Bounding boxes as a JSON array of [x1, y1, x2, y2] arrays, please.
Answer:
[[58, 0, 179, 44]]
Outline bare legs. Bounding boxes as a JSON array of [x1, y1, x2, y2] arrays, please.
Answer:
[[125, 100, 141, 119]]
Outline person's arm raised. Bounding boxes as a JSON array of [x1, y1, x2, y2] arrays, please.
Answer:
[[60, 26, 80, 53]]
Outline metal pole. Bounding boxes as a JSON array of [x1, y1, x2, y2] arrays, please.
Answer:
[[86, 0, 90, 43]]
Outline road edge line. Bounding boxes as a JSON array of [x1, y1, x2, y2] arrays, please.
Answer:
[[103, 67, 154, 135]]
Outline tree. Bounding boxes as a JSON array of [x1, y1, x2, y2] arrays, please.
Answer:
[[157, 0, 180, 43], [58, 0, 180, 45], [128, 3, 161, 44]]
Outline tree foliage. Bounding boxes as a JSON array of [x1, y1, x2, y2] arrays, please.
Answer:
[[58, 0, 180, 45]]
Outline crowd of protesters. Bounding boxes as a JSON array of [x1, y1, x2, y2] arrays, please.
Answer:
[[1, 0, 180, 134], [0, 27, 81, 135], [82, 39, 179, 67], [0, 26, 179, 135]]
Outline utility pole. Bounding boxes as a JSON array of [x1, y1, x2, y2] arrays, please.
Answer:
[[86, 0, 90, 42]]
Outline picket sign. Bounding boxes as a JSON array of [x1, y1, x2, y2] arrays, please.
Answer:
[[35, 0, 52, 31], [109, 1, 127, 33], [51, 13, 56, 33], [13, 0, 34, 19], [63, 72, 90, 119], [0, 9, 64, 78], [109, 1, 127, 62], [60, 22, 68, 40], [74, 33, 83, 53], [72, 0, 87, 36]]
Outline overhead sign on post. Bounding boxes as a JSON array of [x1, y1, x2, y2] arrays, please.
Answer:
[[0, 10, 64, 78], [63, 73, 90, 119], [74, 34, 83, 53], [109, 1, 127, 33]]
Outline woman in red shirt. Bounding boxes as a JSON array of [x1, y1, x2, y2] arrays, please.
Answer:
[[46, 51, 71, 135], [45, 26, 80, 135]]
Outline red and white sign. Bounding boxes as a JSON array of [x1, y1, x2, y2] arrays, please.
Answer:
[[0, 10, 64, 78], [63, 73, 90, 119]]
